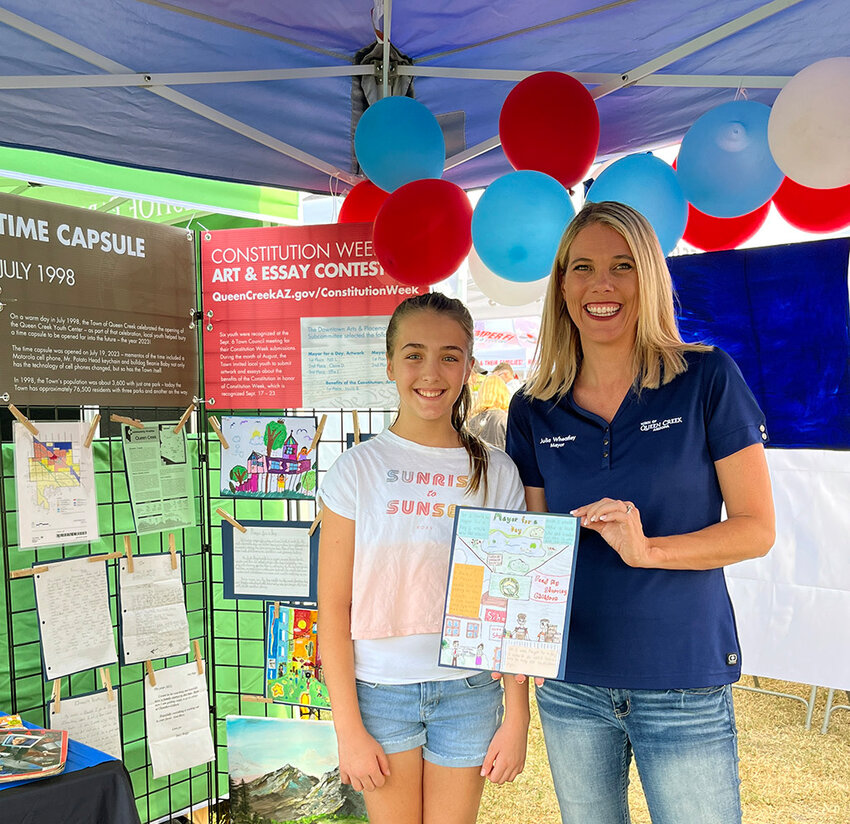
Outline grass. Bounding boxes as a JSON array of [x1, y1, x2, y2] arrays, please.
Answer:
[[479, 677, 850, 824]]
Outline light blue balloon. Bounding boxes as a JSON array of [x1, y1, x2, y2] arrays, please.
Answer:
[[586, 154, 687, 255], [677, 100, 783, 218], [354, 96, 446, 192], [472, 171, 574, 283]]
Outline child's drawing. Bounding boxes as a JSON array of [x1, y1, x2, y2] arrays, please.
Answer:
[[220, 416, 317, 500]]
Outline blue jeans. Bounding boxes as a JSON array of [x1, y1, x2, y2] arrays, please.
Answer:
[[536, 681, 742, 824]]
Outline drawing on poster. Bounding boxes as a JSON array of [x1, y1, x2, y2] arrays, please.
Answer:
[[440, 507, 579, 679], [13, 421, 98, 549], [227, 716, 367, 824], [220, 416, 317, 500], [266, 606, 330, 711]]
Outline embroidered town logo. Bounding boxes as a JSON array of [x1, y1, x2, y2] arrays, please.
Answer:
[[639, 417, 683, 433]]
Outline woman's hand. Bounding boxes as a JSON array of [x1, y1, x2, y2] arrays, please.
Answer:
[[480, 715, 528, 785], [337, 726, 391, 792], [571, 498, 654, 568]]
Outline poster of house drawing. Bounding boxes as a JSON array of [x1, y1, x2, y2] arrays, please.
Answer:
[[266, 606, 330, 710], [227, 716, 366, 824], [440, 507, 580, 680], [219, 416, 317, 500]]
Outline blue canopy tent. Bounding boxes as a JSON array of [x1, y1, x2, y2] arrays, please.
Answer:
[[0, 0, 846, 193]]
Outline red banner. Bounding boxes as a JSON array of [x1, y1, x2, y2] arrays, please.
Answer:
[[201, 223, 425, 409]]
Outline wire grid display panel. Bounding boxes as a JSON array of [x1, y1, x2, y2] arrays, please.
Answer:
[[0, 406, 213, 824], [206, 406, 393, 801]]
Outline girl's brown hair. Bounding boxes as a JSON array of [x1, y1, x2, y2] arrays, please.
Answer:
[[386, 292, 489, 497]]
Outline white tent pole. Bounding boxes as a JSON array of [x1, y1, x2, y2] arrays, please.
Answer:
[[0, 8, 359, 185], [381, 0, 393, 99], [444, 0, 805, 171]]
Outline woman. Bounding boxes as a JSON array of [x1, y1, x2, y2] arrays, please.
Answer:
[[506, 201, 775, 824], [468, 374, 512, 449]]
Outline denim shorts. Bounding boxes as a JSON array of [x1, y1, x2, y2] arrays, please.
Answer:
[[536, 680, 741, 824], [355, 671, 503, 768]]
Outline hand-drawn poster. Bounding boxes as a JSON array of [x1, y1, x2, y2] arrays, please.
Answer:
[[222, 521, 318, 602], [227, 717, 367, 824], [122, 422, 195, 534], [219, 416, 317, 500], [200, 222, 425, 409], [440, 507, 580, 679], [13, 421, 98, 549], [266, 606, 330, 710], [119, 553, 190, 664], [33, 557, 118, 679]]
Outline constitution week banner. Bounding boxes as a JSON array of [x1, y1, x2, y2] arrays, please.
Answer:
[[200, 223, 426, 409], [0, 193, 197, 407]]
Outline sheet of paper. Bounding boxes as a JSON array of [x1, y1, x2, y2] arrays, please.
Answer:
[[232, 525, 311, 599], [49, 690, 122, 759], [119, 553, 190, 664], [219, 415, 317, 501], [34, 557, 118, 679], [145, 661, 214, 779], [13, 421, 99, 549], [122, 422, 196, 535], [440, 508, 579, 678]]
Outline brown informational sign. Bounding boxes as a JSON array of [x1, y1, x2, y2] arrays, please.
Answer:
[[0, 193, 198, 407]]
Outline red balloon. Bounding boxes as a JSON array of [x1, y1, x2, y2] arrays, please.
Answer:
[[682, 201, 770, 251], [338, 180, 389, 223], [373, 179, 472, 287], [772, 176, 850, 233], [499, 71, 599, 190]]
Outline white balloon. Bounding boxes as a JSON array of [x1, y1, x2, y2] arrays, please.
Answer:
[[468, 246, 550, 307], [768, 57, 850, 189]]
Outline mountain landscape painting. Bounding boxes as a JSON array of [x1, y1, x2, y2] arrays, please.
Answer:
[[226, 716, 367, 824]]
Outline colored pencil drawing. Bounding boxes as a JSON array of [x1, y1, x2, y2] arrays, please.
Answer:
[[266, 606, 330, 710], [220, 416, 317, 500]]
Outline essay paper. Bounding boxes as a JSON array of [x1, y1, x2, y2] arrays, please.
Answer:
[[50, 691, 122, 759]]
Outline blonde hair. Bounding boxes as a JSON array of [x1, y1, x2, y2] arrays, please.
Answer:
[[524, 201, 709, 401], [386, 292, 489, 497], [472, 375, 512, 414]]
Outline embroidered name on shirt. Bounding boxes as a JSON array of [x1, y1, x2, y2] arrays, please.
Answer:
[[639, 417, 683, 433], [539, 435, 576, 448]]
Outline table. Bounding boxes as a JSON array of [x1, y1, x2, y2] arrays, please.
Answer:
[[0, 722, 140, 824]]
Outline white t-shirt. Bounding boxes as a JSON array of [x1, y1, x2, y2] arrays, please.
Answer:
[[320, 428, 526, 683]]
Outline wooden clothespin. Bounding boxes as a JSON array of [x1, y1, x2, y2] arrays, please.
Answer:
[[173, 403, 195, 435], [168, 533, 178, 569], [88, 548, 125, 563], [124, 535, 134, 573], [145, 660, 156, 687], [273, 601, 280, 620], [10, 565, 48, 579], [308, 508, 323, 537], [243, 695, 273, 705], [8, 404, 38, 437], [209, 416, 229, 449], [52, 678, 61, 713], [307, 414, 327, 454], [100, 667, 115, 701], [84, 414, 101, 449], [352, 410, 361, 445], [193, 639, 204, 675], [110, 414, 144, 430], [216, 507, 246, 533]]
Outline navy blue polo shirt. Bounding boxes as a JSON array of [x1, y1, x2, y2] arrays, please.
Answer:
[[506, 348, 767, 689]]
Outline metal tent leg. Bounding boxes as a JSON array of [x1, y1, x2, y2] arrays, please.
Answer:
[[733, 679, 818, 729], [820, 688, 850, 734]]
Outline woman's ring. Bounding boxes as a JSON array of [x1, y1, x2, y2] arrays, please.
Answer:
[[625, 504, 633, 514]]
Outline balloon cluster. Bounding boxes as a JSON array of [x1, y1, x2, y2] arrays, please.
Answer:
[[343, 58, 849, 294]]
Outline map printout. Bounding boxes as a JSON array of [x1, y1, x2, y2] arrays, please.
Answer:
[[440, 507, 580, 679], [13, 421, 98, 549]]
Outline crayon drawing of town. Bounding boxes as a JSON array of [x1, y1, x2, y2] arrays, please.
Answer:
[[219, 416, 317, 500], [440, 508, 579, 679]]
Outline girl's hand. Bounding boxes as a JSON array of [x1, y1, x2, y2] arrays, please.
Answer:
[[491, 671, 545, 687], [571, 498, 655, 568], [480, 716, 528, 784], [337, 727, 391, 792]]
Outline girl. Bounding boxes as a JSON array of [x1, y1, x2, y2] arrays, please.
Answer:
[[318, 292, 529, 824]]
